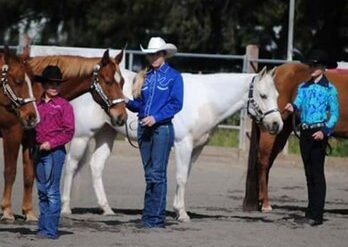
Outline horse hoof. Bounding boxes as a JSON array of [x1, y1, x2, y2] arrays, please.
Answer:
[[261, 205, 273, 213], [102, 210, 116, 216], [25, 214, 38, 222], [1, 214, 15, 222], [176, 213, 191, 222], [61, 208, 72, 216]]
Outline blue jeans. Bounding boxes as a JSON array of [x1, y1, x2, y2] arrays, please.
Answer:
[[138, 122, 174, 227], [35, 147, 66, 239]]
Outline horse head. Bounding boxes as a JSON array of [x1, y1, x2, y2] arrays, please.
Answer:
[[247, 66, 283, 134], [0, 46, 38, 129], [90, 49, 127, 126]]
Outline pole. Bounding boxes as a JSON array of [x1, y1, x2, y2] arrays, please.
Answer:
[[287, 0, 295, 61]]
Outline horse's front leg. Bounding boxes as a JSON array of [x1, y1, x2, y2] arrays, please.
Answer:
[[21, 146, 37, 221], [1, 128, 22, 221], [61, 136, 90, 215], [173, 138, 193, 222], [258, 132, 275, 213], [89, 126, 116, 215], [259, 117, 294, 212], [259, 118, 294, 212]]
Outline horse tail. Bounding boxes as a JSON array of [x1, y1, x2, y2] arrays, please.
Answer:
[[132, 68, 147, 99], [243, 120, 260, 211]]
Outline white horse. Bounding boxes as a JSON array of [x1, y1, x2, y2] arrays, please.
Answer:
[[61, 67, 283, 221]]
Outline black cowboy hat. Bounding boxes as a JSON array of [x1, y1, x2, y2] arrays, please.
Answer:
[[301, 49, 338, 69], [34, 65, 66, 83]]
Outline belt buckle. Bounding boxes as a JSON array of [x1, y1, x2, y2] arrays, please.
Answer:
[[302, 124, 309, 130]]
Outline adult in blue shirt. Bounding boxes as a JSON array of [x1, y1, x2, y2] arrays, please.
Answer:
[[284, 50, 339, 226], [126, 37, 183, 228]]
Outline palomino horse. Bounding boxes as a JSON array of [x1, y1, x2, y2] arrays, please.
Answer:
[[243, 63, 348, 212], [0, 49, 127, 221], [61, 67, 283, 221]]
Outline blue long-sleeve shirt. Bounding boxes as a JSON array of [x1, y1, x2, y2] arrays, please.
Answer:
[[293, 75, 339, 136], [127, 63, 183, 124]]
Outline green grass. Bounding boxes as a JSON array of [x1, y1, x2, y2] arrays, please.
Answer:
[[209, 128, 348, 157], [208, 129, 239, 148]]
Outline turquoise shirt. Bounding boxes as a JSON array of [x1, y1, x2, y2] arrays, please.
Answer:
[[293, 75, 339, 136]]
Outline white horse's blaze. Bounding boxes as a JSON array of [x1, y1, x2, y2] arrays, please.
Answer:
[[61, 68, 283, 219]]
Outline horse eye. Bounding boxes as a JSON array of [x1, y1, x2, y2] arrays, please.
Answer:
[[260, 94, 268, 99], [105, 79, 113, 85]]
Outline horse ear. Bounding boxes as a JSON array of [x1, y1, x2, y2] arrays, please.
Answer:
[[258, 66, 267, 78], [269, 66, 277, 78], [21, 45, 30, 62], [115, 49, 124, 65], [4, 45, 10, 64], [101, 49, 110, 66]]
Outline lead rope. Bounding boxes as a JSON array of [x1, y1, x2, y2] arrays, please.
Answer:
[[291, 110, 332, 156], [125, 120, 139, 149]]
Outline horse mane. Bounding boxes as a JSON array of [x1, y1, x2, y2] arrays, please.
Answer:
[[132, 68, 148, 99], [28, 56, 100, 79]]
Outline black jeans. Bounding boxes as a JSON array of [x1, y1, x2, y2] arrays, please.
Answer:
[[299, 128, 328, 222]]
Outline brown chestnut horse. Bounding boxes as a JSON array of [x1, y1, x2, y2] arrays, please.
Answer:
[[243, 63, 348, 212], [0, 47, 38, 130], [1, 49, 127, 221]]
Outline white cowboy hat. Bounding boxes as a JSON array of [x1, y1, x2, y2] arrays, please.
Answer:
[[140, 37, 177, 58]]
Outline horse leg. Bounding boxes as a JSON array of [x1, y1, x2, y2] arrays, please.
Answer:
[[21, 145, 37, 221], [173, 137, 194, 222], [243, 121, 261, 211], [1, 127, 22, 221], [259, 118, 293, 212], [61, 136, 90, 215], [89, 125, 116, 215], [258, 132, 275, 212]]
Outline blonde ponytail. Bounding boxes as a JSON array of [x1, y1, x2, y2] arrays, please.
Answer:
[[132, 68, 148, 99]]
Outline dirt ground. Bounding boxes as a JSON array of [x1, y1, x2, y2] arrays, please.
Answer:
[[0, 140, 347, 247]]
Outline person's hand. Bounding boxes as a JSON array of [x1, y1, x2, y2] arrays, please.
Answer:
[[312, 131, 324, 140], [140, 116, 156, 127], [284, 103, 294, 113], [40, 141, 51, 151]]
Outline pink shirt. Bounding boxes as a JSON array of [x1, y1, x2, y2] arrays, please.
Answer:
[[35, 96, 75, 149]]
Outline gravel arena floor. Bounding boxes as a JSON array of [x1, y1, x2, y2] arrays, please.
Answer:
[[0, 140, 347, 247]]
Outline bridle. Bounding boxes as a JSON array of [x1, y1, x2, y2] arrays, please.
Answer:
[[1, 64, 36, 109], [90, 64, 125, 111], [247, 76, 280, 124]]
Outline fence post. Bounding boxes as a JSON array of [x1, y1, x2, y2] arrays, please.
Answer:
[[127, 51, 134, 71], [239, 45, 259, 152]]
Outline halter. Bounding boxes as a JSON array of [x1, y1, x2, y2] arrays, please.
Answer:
[[90, 64, 125, 111], [1, 64, 36, 109], [247, 76, 280, 124]]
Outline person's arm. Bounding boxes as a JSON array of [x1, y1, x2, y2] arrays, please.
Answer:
[[322, 85, 339, 136], [153, 74, 183, 122], [49, 103, 75, 149], [284, 83, 304, 113], [292, 83, 304, 111], [126, 97, 142, 113]]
